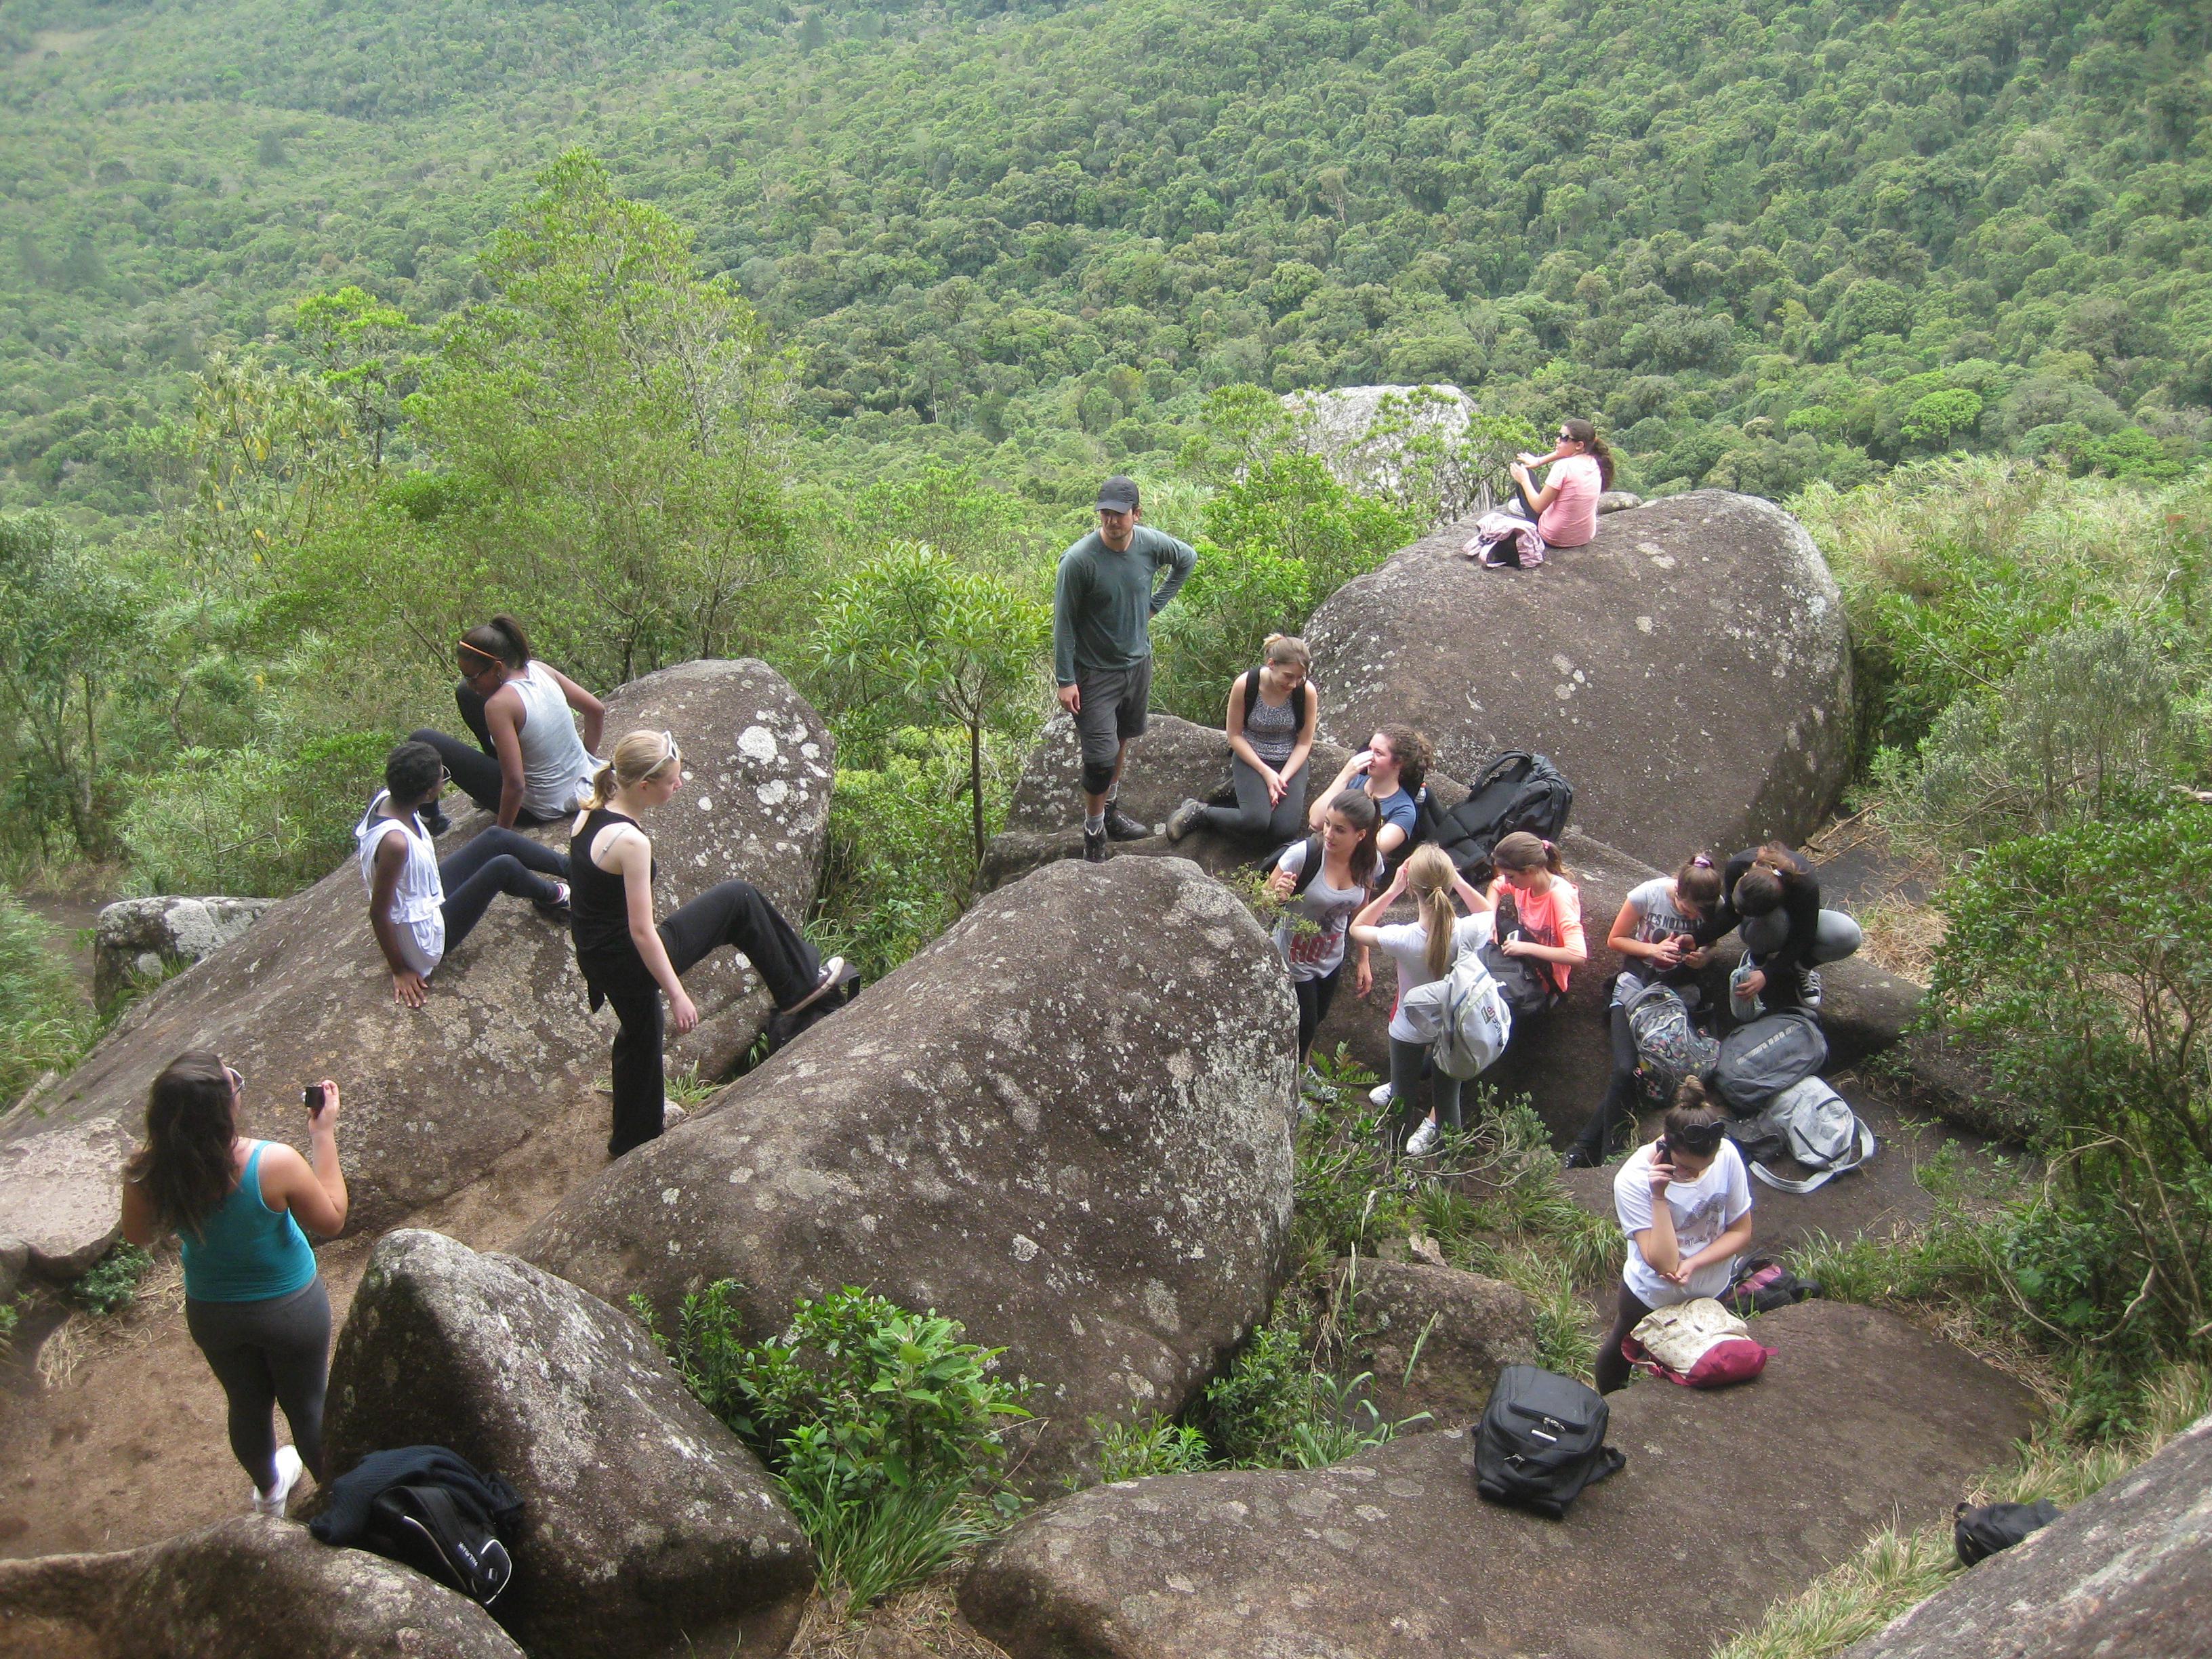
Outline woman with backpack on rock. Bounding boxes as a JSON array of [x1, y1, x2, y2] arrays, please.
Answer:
[[1564, 853, 1725, 1170], [407, 615, 606, 832], [1469, 418, 1614, 568], [569, 730, 856, 1159], [121, 1053, 349, 1517], [1265, 790, 1380, 1081], [1597, 1078, 1755, 1395], [1485, 830, 1588, 1015], [1349, 845, 1496, 1157], [1696, 844, 1863, 1015], [1164, 634, 1319, 849]]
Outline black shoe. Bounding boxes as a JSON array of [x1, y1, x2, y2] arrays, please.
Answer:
[[421, 802, 453, 837], [1103, 805, 1149, 841], [1561, 1147, 1597, 1170], [1083, 826, 1110, 863]]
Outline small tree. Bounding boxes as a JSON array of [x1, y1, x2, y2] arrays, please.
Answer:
[[811, 545, 1046, 863]]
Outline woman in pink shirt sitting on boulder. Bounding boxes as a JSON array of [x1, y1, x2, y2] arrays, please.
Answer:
[[1505, 417, 1613, 550]]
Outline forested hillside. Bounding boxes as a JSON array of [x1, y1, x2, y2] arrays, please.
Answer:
[[5, 0, 2209, 529]]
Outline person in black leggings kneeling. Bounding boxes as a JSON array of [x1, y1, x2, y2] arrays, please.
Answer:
[[570, 729, 856, 1158]]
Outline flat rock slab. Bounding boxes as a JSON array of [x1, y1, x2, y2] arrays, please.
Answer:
[[1304, 489, 1854, 868], [0, 1118, 132, 1279], [2, 659, 832, 1232], [1843, 1408, 2212, 1659], [324, 1229, 814, 1659], [962, 1301, 2036, 1659], [0, 1514, 524, 1658], [520, 856, 1300, 1484]]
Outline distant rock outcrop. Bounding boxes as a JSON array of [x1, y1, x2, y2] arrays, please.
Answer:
[[961, 1301, 2037, 1659], [0, 659, 833, 1233], [1304, 489, 1854, 868], [1286, 384, 1479, 526], [520, 856, 1298, 1482], [92, 896, 275, 1012], [323, 1229, 813, 1659]]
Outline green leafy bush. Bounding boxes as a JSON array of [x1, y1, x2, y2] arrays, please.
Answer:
[[70, 1243, 152, 1315], [0, 888, 97, 1105], [1088, 1412, 1215, 1483]]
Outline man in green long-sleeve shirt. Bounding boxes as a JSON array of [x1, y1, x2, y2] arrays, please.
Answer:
[[1054, 475, 1197, 863]]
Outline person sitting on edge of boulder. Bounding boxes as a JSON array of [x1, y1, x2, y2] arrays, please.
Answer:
[[1508, 417, 1612, 548], [1267, 790, 1379, 1084], [356, 741, 573, 1010], [570, 729, 857, 1159], [1694, 843, 1863, 1015], [1597, 1077, 1754, 1395], [1349, 845, 1496, 1158], [1488, 829, 1589, 1003], [407, 615, 605, 833], [1564, 853, 1726, 1170], [1165, 634, 1319, 850], [121, 1052, 348, 1517], [1309, 724, 1430, 863], [1052, 474, 1198, 864]]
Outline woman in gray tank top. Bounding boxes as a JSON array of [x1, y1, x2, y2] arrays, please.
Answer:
[[1165, 634, 1319, 848], [407, 615, 607, 830]]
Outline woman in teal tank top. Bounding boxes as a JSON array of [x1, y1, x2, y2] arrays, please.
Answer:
[[121, 1052, 350, 1517]]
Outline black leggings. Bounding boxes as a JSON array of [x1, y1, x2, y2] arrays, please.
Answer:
[[438, 828, 568, 959], [408, 682, 563, 825], [1595, 1283, 1657, 1395], [1570, 1004, 1641, 1165], [1390, 1036, 1464, 1148], [603, 880, 822, 1158], [1199, 756, 1307, 843], [1292, 966, 1340, 1065], [185, 1276, 332, 1490]]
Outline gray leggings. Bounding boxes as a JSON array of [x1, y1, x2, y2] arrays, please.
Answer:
[[186, 1276, 331, 1491], [1198, 756, 1308, 842], [1390, 1036, 1465, 1147]]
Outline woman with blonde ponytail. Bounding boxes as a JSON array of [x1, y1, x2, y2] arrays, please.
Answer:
[[1349, 845, 1497, 1156], [569, 730, 857, 1157]]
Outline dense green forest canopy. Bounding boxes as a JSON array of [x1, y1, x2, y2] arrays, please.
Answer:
[[3, 0, 2208, 530]]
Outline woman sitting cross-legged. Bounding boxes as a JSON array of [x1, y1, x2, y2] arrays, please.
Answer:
[[571, 729, 857, 1158], [1165, 634, 1319, 849], [407, 614, 605, 832], [356, 741, 573, 1008]]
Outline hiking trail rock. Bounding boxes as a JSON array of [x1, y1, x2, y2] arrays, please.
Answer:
[[520, 855, 1298, 1483], [0, 659, 832, 1233], [961, 1300, 2036, 1659], [0, 1118, 134, 1279], [1304, 489, 1853, 867], [323, 1228, 813, 1659], [92, 896, 276, 1012], [1842, 1407, 2212, 1659], [1331, 1257, 1536, 1430], [0, 1514, 525, 1658]]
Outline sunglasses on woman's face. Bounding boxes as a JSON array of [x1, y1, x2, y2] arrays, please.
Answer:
[[224, 1065, 245, 1094]]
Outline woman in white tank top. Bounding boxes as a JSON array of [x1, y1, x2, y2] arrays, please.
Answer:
[[405, 615, 605, 830]]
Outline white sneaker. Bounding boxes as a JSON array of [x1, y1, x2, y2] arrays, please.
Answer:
[[1368, 1082, 1394, 1109], [254, 1445, 303, 1517], [1404, 1118, 1441, 1158]]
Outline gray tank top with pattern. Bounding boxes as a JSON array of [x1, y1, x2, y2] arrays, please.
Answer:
[[1242, 675, 1303, 766]]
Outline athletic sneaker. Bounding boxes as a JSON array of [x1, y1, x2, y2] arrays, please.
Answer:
[[1561, 1147, 1597, 1170], [254, 1445, 304, 1518], [1082, 826, 1110, 863], [1801, 968, 1824, 1010], [1404, 1118, 1441, 1158], [1103, 805, 1150, 842], [535, 879, 572, 917], [1165, 798, 1208, 843], [1368, 1082, 1393, 1109]]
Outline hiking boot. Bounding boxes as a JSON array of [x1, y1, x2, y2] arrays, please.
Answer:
[[1103, 804, 1150, 841], [1404, 1118, 1441, 1158], [254, 1445, 304, 1518], [1082, 826, 1110, 863], [1165, 798, 1208, 843]]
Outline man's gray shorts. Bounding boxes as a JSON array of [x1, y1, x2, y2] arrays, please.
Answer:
[[1074, 657, 1152, 775]]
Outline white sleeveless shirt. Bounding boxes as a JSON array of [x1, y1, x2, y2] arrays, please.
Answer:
[[355, 791, 445, 975], [511, 661, 598, 817]]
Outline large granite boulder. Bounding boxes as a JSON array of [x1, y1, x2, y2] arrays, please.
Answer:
[[961, 1301, 2036, 1659], [1330, 1257, 1536, 1429], [520, 856, 1298, 1482], [0, 1514, 525, 1658], [0, 660, 832, 1232], [92, 896, 275, 1012], [0, 1118, 134, 1279], [1303, 489, 1854, 868], [1286, 384, 1479, 526], [1841, 1408, 2212, 1659], [323, 1229, 813, 1659]]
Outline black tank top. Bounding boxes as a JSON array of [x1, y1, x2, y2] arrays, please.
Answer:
[[571, 807, 654, 996]]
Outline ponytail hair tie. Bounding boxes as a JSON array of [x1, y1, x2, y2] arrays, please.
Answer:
[[1541, 838, 1555, 853], [1692, 854, 1713, 868]]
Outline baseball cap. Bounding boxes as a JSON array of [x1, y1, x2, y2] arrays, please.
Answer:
[[1094, 475, 1140, 512]]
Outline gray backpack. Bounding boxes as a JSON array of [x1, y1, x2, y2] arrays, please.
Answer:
[[1732, 1077, 1876, 1192], [1401, 951, 1514, 1080], [1714, 1009, 1828, 1112], [1623, 981, 1719, 1104]]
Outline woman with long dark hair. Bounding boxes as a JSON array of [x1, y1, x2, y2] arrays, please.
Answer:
[[120, 1053, 348, 1515], [408, 615, 606, 831], [1265, 789, 1380, 1073]]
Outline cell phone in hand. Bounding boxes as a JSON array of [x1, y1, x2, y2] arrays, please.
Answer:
[[303, 1083, 327, 1112], [1654, 1136, 1671, 1163]]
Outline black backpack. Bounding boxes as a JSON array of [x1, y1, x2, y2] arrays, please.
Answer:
[[1475, 1366, 1626, 1519], [1260, 832, 1326, 897], [362, 1479, 521, 1607], [1954, 1498, 2062, 1568], [1433, 752, 1574, 882]]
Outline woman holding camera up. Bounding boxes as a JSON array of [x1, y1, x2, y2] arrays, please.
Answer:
[[121, 1054, 348, 1516]]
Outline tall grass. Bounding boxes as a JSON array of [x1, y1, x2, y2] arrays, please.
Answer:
[[0, 888, 97, 1105]]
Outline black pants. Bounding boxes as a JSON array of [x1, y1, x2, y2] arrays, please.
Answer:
[[603, 880, 821, 1158], [185, 1277, 332, 1490], [1292, 966, 1340, 1065], [407, 682, 563, 825], [439, 828, 568, 958], [1571, 1004, 1641, 1165], [1199, 756, 1307, 843], [1391, 1036, 1464, 1147], [1595, 1283, 1657, 1395], [1511, 473, 1542, 519]]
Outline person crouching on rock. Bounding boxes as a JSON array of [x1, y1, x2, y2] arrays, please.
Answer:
[[357, 741, 573, 1009], [1267, 790, 1379, 1086], [1488, 830, 1589, 1011], [407, 614, 605, 834], [571, 729, 855, 1158], [1565, 853, 1725, 1170], [1694, 843, 1862, 1016], [1596, 1079, 1753, 1395], [1309, 724, 1431, 870], [121, 1052, 348, 1516], [1165, 634, 1319, 850]]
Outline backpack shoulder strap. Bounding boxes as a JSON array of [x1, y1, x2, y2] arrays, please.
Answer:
[[1750, 1121, 1877, 1193], [1240, 668, 1261, 726], [1290, 834, 1324, 897]]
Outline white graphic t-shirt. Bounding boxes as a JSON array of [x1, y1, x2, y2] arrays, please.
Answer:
[[1612, 1140, 1753, 1305]]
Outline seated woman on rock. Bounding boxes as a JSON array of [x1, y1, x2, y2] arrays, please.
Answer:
[[1564, 853, 1725, 1170], [121, 1052, 348, 1517], [1694, 843, 1863, 1015], [1487, 830, 1589, 1009], [407, 615, 605, 831], [1307, 724, 1430, 863], [356, 741, 573, 1009], [1349, 845, 1496, 1158], [1471, 418, 1614, 569], [1596, 1078, 1753, 1395], [571, 729, 855, 1158], [1165, 634, 1319, 850], [1267, 790, 1380, 1082]]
